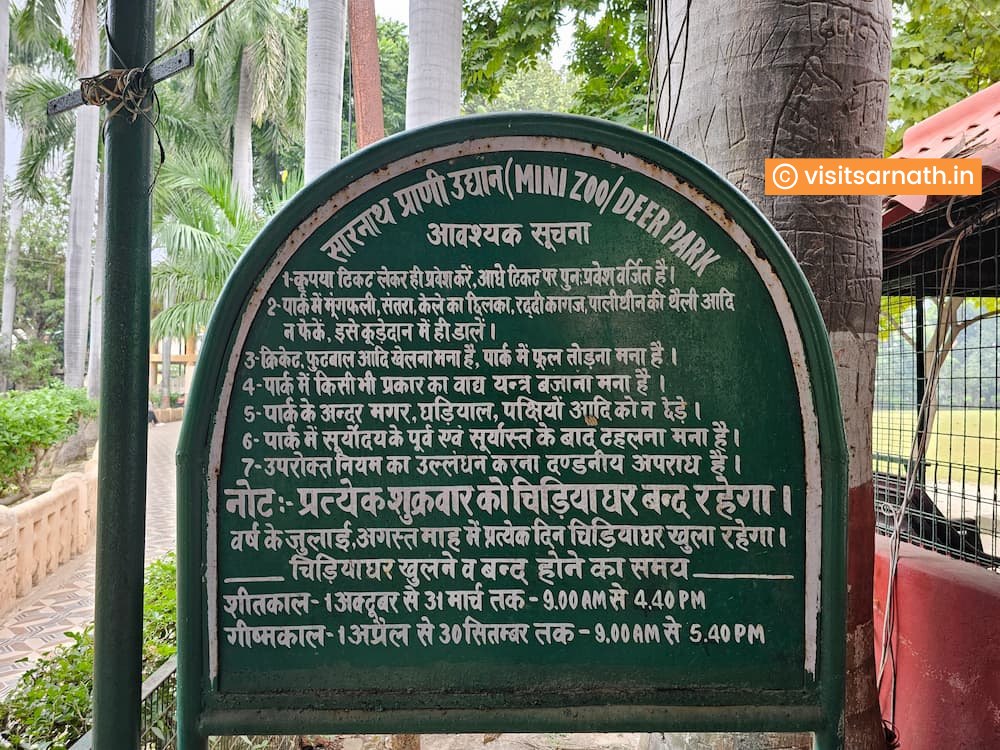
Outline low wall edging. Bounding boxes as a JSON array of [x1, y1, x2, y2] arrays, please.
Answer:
[[152, 407, 183, 423], [874, 536, 1000, 750], [0, 454, 99, 617]]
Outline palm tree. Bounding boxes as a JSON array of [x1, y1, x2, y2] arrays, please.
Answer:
[[2, 0, 74, 389], [193, 0, 306, 208], [150, 151, 301, 341], [406, 0, 461, 128], [62, 0, 100, 388], [304, 0, 347, 182]]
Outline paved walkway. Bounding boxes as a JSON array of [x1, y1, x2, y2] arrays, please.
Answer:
[[0, 421, 181, 697]]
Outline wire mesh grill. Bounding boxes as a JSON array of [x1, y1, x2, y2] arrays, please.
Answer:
[[876, 188, 1000, 569]]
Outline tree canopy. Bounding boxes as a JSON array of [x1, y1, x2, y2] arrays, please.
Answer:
[[464, 0, 1000, 148], [888, 0, 1000, 153], [463, 0, 649, 128]]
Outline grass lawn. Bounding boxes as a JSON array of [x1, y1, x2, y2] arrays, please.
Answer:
[[873, 408, 999, 485]]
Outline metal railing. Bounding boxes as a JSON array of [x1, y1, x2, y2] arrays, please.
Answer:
[[68, 657, 297, 749], [69, 655, 177, 749]]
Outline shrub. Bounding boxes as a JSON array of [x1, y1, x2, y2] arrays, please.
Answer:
[[0, 627, 93, 749], [0, 555, 178, 749], [0, 341, 59, 390], [141, 554, 178, 675], [0, 384, 96, 496]]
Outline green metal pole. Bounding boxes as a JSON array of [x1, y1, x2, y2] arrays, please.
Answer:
[[92, 1, 155, 748]]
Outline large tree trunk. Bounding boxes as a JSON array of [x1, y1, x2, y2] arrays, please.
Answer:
[[0, 194, 23, 392], [651, 1, 891, 748], [232, 49, 256, 209], [348, 0, 385, 149], [405, 0, 461, 128], [65, 0, 100, 388], [304, 0, 348, 182], [87, 172, 107, 399]]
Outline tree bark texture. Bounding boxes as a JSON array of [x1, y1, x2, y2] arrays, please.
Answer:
[[87, 172, 107, 400], [232, 49, 256, 208], [305, 0, 348, 183], [349, 0, 385, 149], [406, 0, 461, 129], [65, 0, 100, 388], [652, 1, 891, 747]]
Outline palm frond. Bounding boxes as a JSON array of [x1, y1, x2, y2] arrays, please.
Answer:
[[150, 298, 218, 340], [10, 0, 65, 67], [9, 69, 76, 200]]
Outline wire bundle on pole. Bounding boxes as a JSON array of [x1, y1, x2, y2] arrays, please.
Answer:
[[80, 68, 152, 122]]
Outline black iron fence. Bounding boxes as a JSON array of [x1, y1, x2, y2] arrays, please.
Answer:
[[68, 656, 176, 750], [67, 656, 297, 749], [876, 188, 1000, 569]]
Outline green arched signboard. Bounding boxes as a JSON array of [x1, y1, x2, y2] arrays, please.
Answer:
[[177, 115, 847, 749]]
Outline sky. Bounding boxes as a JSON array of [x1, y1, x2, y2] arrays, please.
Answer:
[[374, 0, 409, 25]]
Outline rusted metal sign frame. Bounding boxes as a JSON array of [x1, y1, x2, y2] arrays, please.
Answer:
[[177, 114, 847, 749]]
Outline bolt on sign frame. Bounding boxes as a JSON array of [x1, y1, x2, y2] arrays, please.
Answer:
[[177, 115, 847, 749]]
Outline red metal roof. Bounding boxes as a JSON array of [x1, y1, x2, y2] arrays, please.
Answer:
[[883, 80, 1000, 229]]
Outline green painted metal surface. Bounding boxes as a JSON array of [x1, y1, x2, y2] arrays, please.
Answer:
[[92, 1, 155, 748], [178, 115, 846, 747]]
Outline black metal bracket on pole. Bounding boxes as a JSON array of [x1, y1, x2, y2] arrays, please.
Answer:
[[45, 49, 193, 117]]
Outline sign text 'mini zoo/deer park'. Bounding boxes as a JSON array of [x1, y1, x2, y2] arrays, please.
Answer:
[[177, 116, 848, 748]]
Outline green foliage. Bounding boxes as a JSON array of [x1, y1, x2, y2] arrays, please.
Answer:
[[7, 1, 80, 201], [151, 152, 303, 340], [569, 0, 648, 127], [0, 340, 59, 390], [10, 0, 65, 69], [878, 295, 917, 341], [0, 385, 95, 496], [7, 69, 75, 200], [141, 554, 179, 674], [876, 297, 1000, 410], [465, 0, 1000, 145], [0, 627, 94, 750], [464, 0, 584, 101], [0, 555, 179, 749], [462, 0, 648, 128], [888, 1, 1000, 153], [0, 178, 70, 345], [376, 18, 410, 138], [464, 59, 581, 114]]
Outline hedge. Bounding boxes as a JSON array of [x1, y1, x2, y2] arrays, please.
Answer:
[[0, 385, 96, 496]]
